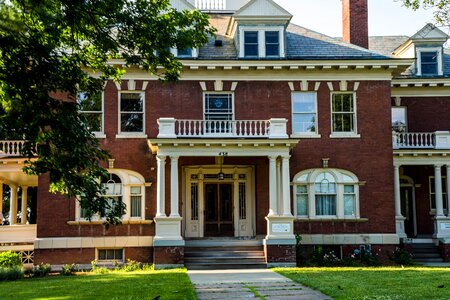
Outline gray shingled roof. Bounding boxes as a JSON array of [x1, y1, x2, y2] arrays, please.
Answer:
[[368, 36, 409, 56]]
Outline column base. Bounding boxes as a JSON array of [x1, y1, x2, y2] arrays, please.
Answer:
[[433, 216, 450, 239], [265, 215, 296, 242], [154, 216, 184, 246], [395, 216, 407, 239]]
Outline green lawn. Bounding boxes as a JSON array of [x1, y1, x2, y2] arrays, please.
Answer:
[[275, 267, 450, 300], [0, 269, 195, 300]]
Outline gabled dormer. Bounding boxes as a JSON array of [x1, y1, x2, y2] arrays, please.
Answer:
[[226, 0, 292, 59], [393, 23, 449, 77], [169, 0, 200, 58]]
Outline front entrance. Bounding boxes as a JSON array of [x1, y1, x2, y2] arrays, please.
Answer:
[[204, 184, 233, 236], [184, 166, 255, 238], [400, 176, 417, 238]]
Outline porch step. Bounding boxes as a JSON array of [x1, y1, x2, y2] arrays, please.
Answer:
[[184, 239, 266, 270], [411, 243, 444, 264]]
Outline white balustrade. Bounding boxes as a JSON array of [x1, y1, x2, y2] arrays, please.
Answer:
[[195, 0, 226, 10], [0, 140, 26, 157], [393, 132, 436, 149], [176, 119, 270, 137]]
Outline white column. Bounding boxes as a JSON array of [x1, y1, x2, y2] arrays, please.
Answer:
[[0, 182, 3, 224], [268, 156, 278, 215], [447, 165, 450, 217], [156, 155, 166, 217], [282, 156, 292, 216], [21, 186, 28, 224], [276, 159, 282, 214], [10, 185, 18, 225], [435, 164, 444, 217], [394, 165, 402, 217], [170, 156, 180, 217]]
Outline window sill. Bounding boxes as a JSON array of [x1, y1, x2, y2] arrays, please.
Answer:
[[329, 133, 361, 139], [115, 134, 148, 139], [94, 133, 106, 139], [294, 217, 368, 223], [68, 219, 152, 225], [291, 133, 321, 139]]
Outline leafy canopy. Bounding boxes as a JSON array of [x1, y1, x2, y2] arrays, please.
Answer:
[[0, 0, 215, 224], [400, 0, 450, 25]]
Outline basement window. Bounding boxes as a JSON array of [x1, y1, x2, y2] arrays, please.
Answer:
[[98, 249, 124, 262]]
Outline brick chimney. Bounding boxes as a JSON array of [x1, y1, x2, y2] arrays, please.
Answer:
[[342, 0, 369, 49]]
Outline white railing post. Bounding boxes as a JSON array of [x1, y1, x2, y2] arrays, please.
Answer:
[[268, 118, 288, 139], [435, 131, 450, 150], [157, 118, 177, 138], [392, 132, 399, 149]]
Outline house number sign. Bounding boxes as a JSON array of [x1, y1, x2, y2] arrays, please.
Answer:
[[272, 223, 290, 233]]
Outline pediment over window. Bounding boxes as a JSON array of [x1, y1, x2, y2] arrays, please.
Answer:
[[410, 23, 449, 43], [233, 0, 292, 22]]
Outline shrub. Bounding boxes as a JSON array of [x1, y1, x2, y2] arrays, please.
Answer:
[[390, 247, 414, 265], [0, 266, 24, 281], [32, 263, 52, 277], [0, 251, 22, 268], [311, 246, 342, 267], [121, 259, 142, 272], [61, 263, 77, 276]]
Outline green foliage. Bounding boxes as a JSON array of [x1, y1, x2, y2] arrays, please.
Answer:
[[311, 246, 342, 267], [61, 263, 77, 276], [32, 263, 52, 277], [401, 0, 450, 25], [0, 251, 22, 268], [390, 247, 415, 265], [0, 266, 23, 281], [121, 259, 142, 272], [0, 0, 215, 224]]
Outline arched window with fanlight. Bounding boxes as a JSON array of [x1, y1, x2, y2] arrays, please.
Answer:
[[293, 169, 360, 219], [77, 169, 146, 221]]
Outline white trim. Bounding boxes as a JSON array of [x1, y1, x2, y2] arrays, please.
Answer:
[[118, 91, 146, 136], [238, 25, 285, 58], [416, 46, 443, 76], [78, 91, 105, 136], [203, 91, 235, 122], [330, 91, 358, 136], [291, 92, 318, 136]]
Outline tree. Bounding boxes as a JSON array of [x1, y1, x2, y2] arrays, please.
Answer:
[[0, 0, 215, 224], [401, 0, 450, 25]]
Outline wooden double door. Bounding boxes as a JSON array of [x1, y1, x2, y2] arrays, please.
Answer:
[[204, 183, 233, 237]]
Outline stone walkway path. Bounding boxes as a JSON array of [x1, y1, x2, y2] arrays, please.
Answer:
[[188, 269, 332, 299]]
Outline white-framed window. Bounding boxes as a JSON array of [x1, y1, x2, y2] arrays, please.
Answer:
[[97, 248, 124, 262], [293, 168, 360, 219], [331, 92, 358, 136], [203, 93, 234, 134], [292, 92, 318, 137], [239, 26, 285, 58], [429, 176, 448, 211], [174, 47, 198, 58], [119, 92, 145, 135], [77, 169, 146, 221], [392, 107, 407, 133], [77, 91, 104, 137], [416, 47, 443, 76]]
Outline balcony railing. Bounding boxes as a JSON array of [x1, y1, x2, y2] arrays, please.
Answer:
[[157, 118, 288, 139], [393, 131, 450, 150], [0, 140, 26, 157], [195, 0, 226, 10]]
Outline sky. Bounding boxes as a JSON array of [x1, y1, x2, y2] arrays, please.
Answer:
[[273, 0, 448, 38]]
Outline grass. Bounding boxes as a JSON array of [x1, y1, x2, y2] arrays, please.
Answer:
[[275, 267, 450, 300], [0, 269, 195, 300]]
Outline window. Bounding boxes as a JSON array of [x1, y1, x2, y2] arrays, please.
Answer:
[[244, 31, 258, 57], [120, 92, 144, 134], [177, 48, 192, 57], [98, 249, 123, 262], [420, 51, 438, 75], [429, 176, 448, 211], [392, 107, 407, 133], [332, 93, 356, 134], [204, 93, 233, 134], [77, 169, 145, 221], [78, 91, 103, 134], [293, 169, 360, 219], [101, 174, 123, 217], [265, 31, 279, 57], [292, 93, 317, 135]]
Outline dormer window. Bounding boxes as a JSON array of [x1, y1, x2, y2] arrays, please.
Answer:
[[244, 31, 259, 57], [416, 47, 443, 76], [177, 48, 193, 58], [239, 26, 285, 59], [420, 51, 438, 75]]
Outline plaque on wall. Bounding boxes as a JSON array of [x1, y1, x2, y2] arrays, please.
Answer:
[[272, 223, 290, 233], [440, 223, 450, 230]]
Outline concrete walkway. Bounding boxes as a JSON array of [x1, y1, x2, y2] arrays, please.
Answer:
[[188, 269, 332, 299]]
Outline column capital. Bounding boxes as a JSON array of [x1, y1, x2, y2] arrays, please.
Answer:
[[434, 164, 444, 169], [156, 155, 167, 161], [281, 155, 291, 160], [268, 155, 278, 161], [393, 164, 401, 169], [170, 155, 179, 161]]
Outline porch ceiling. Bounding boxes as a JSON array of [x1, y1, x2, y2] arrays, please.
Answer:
[[0, 158, 38, 186], [148, 138, 299, 157]]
